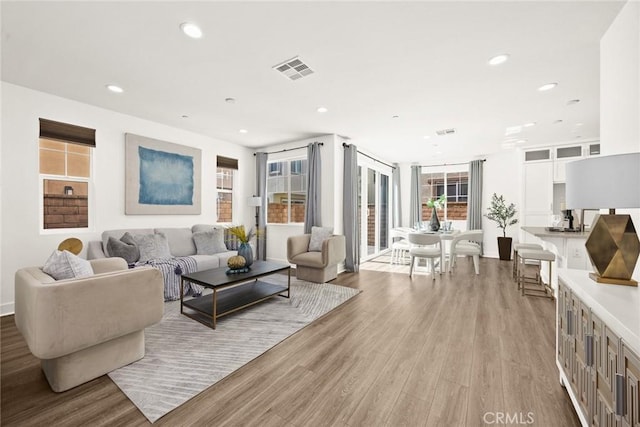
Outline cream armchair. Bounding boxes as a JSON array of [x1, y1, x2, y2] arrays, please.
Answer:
[[15, 258, 164, 392], [287, 234, 346, 282]]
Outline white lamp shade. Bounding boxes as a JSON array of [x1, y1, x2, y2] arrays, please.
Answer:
[[247, 196, 262, 207], [566, 152, 640, 209]]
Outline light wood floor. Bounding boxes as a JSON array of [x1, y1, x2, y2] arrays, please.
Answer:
[[1, 257, 580, 426]]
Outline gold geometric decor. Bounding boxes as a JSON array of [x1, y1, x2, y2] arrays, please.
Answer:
[[585, 214, 639, 286]]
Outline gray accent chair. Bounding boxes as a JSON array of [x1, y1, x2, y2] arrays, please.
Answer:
[[14, 258, 164, 392], [287, 234, 346, 282]]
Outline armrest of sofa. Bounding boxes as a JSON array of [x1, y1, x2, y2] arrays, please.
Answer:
[[87, 240, 106, 259], [287, 234, 312, 262], [89, 257, 128, 274], [322, 235, 346, 266], [15, 266, 164, 360]]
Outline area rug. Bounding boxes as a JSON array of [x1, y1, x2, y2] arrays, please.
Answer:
[[108, 276, 360, 423]]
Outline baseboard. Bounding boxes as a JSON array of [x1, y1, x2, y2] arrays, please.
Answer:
[[1, 302, 15, 317]]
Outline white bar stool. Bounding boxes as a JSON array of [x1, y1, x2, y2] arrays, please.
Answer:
[[513, 243, 543, 280], [517, 249, 555, 298]]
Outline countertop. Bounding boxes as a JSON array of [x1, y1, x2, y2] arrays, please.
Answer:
[[521, 226, 590, 239]]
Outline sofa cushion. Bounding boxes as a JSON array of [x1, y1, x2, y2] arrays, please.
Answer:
[[192, 224, 216, 234], [43, 250, 94, 280], [193, 229, 227, 255], [155, 228, 196, 257], [102, 228, 154, 257], [290, 251, 325, 268], [134, 232, 172, 262], [309, 226, 333, 252], [107, 232, 140, 265]]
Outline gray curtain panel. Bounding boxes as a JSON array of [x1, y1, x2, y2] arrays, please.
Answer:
[[409, 165, 422, 228], [392, 163, 401, 228], [256, 152, 268, 260], [342, 144, 360, 272], [304, 142, 322, 234], [467, 159, 484, 230]]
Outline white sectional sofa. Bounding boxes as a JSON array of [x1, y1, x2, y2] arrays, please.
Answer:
[[87, 224, 239, 270], [87, 225, 248, 300]]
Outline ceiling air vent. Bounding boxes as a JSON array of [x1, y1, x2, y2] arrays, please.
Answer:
[[273, 56, 314, 81], [435, 128, 456, 136]]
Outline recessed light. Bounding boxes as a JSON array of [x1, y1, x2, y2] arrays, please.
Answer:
[[225, 97, 236, 104], [392, 115, 399, 119], [239, 129, 248, 134], [575, 122, 584, 127], [567, 99, 581, 105], [488, 54, 510, 66], [523, 122, 536, 127], [106, 84, 123, 93], [180, 22, 202, 39], [553, 119, 563, 124], [538, 82, 558, 92], [317, 107, 328, 113], [181, 115, 189, 118]]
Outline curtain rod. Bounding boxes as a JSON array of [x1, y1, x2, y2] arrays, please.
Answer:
[[420, 159, 486, 168], [253, 142, 323, 156], [342, 143, 396, 169]]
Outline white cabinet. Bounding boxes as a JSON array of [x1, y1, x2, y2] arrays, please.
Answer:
[[553, 143, 600, 183], [524, 161, 553, 214]]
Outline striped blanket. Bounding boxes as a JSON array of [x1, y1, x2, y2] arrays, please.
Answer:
[[136, 257, 202, 301]]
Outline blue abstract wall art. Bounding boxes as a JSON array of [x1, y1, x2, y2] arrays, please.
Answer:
[[138, 146, 194, 205], [125, 133, 202, 215]]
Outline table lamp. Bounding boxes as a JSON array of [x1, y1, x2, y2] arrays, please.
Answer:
[[566, 152, 640, 286]]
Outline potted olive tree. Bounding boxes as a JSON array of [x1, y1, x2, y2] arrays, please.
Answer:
[[485, 193, 518, 260]]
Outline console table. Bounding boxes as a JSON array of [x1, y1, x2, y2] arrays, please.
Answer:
[[557, 268, 640, 426]]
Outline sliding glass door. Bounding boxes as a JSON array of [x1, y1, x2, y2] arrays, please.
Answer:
[[359, 162, 391, 261]]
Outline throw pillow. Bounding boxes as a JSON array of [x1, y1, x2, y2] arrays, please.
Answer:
[[193, 229, 228, 255], [134, 232, 172, 263], [43, 250, 94, 280], [107, 232, 140, 265], [308, 226, 333, 252]]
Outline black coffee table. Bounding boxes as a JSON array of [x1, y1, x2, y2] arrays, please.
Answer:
[[180, 261, 291, 329]]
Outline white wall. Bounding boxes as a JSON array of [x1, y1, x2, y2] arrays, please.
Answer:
[[262, 134, 345, 263], [482, 150, 522, 258], [600, 0, 640, 156], [1, 82, 255, 315], [600, 1, 640, 279]]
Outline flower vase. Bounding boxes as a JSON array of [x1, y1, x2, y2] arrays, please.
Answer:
[[237, 242, 253, 267], [429, 209, 440, 231]]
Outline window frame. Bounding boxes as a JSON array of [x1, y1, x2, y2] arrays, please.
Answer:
[[266, 156, 308, 225], [38, 138, 93, 234], [421, 166, 469, 222], [216, 166, 235, 224]]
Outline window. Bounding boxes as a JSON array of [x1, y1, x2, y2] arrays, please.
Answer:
[[39, 118, 95, 230], [216, 156, 238, 223], [267, 158, 307, 223], [421, 170, 468, 221]]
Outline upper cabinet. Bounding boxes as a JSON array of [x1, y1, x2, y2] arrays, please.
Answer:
[[523, 142, 600, 183]]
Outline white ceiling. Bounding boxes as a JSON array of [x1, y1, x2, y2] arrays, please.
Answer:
[[1, 1, 625, 163]]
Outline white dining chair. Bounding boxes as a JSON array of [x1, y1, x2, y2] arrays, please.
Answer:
[[390, 228, 410, 264], [408, 233, 442, 280], [448, 230, 483, 275]]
